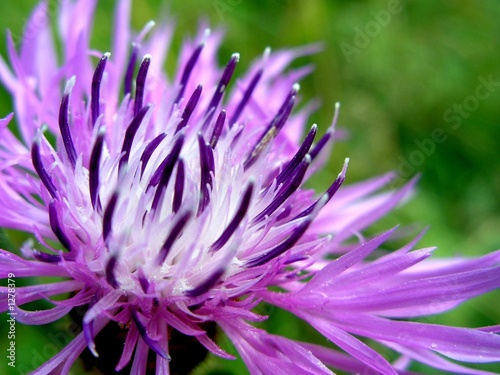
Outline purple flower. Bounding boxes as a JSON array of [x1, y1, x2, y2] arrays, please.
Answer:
[[1, 1, 499, 374]]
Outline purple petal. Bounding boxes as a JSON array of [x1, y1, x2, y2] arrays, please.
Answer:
[[333, 313, 500, 362], [300, 313, 398, 375], [301, 227, 397, 293], [221, 320, 333, 374], [29, 316, 108, 375], [14, 304, 72, 325]]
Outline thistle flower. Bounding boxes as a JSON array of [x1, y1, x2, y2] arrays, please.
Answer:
[[0, 1, 499, 374]]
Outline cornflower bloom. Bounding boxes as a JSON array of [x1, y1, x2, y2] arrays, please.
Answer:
[[1, 1, 499, 374]]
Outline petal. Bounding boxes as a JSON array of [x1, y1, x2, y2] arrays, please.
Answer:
[[20, 1, 58, 97], [14, 304, 72, 325], [297, 313, 398, 375], [314, 177, 415, 240], [30, 316, 108, 375], [300, 342, 420, 375], [300, 227, 397, 293], [330, 265, 500, 317], [221, 320, 333, 375], [384, 342, 500, 375], [0, 280, 83, 309], [333, 313, 500, 363], [0, 250, 69, 278], [130, 337, 149, 375], [116, 323, 140, 371]]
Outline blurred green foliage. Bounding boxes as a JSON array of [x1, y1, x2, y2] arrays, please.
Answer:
[[0, 0, 499, 374]]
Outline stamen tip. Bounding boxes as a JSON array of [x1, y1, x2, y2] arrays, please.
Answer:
[[340, 158, 349, 177], [97, 125, 106, 135], [199, 29, 211, 46], [90, 344, 99, 358], [146, 20, 156, 29], [263, 46, 271, 59], [65, 76, 76, 94]]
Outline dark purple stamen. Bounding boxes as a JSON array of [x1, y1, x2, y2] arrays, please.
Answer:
[[58, 85, 77, 168], [229, 68, 263, 126], [268, 84, 299, 132], [119, 105, 150, 172], [124, 43, 138, 96], [89, 127, 105, 212], [276, 204, 292, 221], [138, 269, 150, 293], [293, 164, 347, 220], [140, 133, 166, 177], [284, 254, 309, 265], [275, 124, 317, 187], [132, 312, 170, 360], [175, 42, 204, 105], [197, 133, 213, 216], [210, 182, 253, 252], [309, 129, 332, 161], [151, 134, 185, 212], [83, 320, 97, 357], [91, 53, 110, 126], [49, 200, 71, 252], [102, 192, 118, 243], [253, 155, 310, 224], [209, 110, 225, 148], [148, 158, 168, 188], [134, 55, 151, 118], [33, 250, 61, 263], [157, 210, 192, 264], [202, 53, 239, 130], [175, 85, 202, 134], [105, 255, 119, 289], [206, 138, 215, 173], [229, 122, 245, 150], [243, 86, 298, 170], [245, 216, 313, 268], [31, 139, 57, 199], [172, 159, 185, 213], [185, 268, 224, 297]]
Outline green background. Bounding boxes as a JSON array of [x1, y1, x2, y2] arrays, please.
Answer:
[[0, 0, 499, 374]]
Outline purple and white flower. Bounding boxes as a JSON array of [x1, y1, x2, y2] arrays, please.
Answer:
[[0, 1, 499, 374]]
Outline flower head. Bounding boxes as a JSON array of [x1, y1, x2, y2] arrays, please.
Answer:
[[1, 1, 500, 374]]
